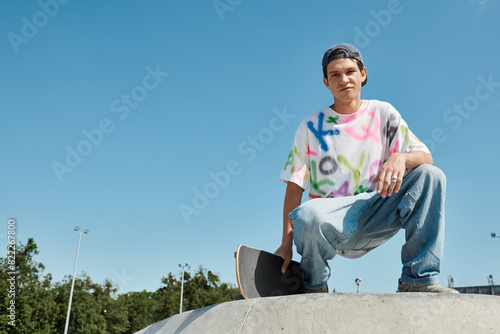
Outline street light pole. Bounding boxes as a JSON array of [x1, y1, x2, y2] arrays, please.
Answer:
[[179, 263, 188, 314], [448, 275, 455, 288], [487, 275, 495, 295], [64, 227, 88, 334], [355, 278, 362, 293]]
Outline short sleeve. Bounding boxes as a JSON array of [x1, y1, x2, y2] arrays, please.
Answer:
[[279, 121, 311, 190], [387, 104, 430, 155]]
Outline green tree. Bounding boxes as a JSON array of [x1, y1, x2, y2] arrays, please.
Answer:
[[98, 280, 130, 334], [153, 266, 239, 321], [182, 267, 238, 311], [1, 239, 240, 333], [0, 238, 60, 334], [53, 274, 107, 333], [152, 272, 182, 320], [121, 290, 157, 333]]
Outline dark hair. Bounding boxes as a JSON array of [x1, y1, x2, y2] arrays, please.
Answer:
[[323, 49, 364, 79]]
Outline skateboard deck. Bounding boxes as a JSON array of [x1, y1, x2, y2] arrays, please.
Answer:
[[235, 244, 305, 299]]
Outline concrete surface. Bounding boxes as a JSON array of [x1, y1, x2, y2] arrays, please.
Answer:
[[134, 293, 500, 334]]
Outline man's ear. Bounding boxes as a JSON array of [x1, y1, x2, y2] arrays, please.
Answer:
[[361, 67, 367, 83], [323, 77, 329, 89]]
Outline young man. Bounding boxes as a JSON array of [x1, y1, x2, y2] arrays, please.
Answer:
[[275, 43, 457, 293]]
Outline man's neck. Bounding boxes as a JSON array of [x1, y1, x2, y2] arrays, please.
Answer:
[[330, 99, 363, 115]]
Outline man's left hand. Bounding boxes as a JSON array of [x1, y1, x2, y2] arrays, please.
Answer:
[[371, 153, 407, 198]]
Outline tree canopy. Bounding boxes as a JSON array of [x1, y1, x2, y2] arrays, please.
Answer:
[[0, 238, 239, 333]]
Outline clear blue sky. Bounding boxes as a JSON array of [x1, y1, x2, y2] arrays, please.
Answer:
[[1, 0, 499, 295]]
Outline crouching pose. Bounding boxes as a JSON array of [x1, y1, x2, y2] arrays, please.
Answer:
[[275, 43, 457, 293]]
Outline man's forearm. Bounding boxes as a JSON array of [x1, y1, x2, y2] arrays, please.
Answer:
[[402, 151, 433, 170], [282, 182, 304, 246]]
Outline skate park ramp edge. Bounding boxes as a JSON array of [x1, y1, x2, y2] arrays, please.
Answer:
[[134, 293, 500, 334]]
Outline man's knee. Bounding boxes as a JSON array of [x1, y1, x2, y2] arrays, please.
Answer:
[[413, 164, 446, 187], [290, 202, 322, 234]]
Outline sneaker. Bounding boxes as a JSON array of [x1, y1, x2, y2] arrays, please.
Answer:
[[397, 279, 459, 293], [305, 284, 328, 294]]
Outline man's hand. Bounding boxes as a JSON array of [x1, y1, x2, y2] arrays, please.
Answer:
[[371, 151, 433, 198], [371, 153, 407, 198], [274, 243, 293, 274], [276, 182, 303, 273]]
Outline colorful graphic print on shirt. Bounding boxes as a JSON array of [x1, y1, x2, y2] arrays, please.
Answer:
[[279, 100, 430, 199]]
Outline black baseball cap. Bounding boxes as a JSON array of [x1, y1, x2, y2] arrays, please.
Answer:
[[322, 43, 367, 86]]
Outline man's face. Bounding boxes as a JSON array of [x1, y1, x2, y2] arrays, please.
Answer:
[[323, 58, 367, 103]]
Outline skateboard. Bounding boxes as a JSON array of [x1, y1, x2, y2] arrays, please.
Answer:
[[235, 244, 306, 299]]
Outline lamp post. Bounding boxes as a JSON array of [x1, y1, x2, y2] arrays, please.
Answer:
[[64, 227, 89, 334], [487, 275, 495, 295], [448, 275, 455, 288], [355, 278, 362, 293], [179, 263, 188, 314], [492, 233, 500, 238]]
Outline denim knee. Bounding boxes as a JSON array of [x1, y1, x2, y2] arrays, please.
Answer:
[[290, 200, 321, 222], [399, 164, 446, 227], [412, 164, 446, 187], [290, 203, 322, 236]]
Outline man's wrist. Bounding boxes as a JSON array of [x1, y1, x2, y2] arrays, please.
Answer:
[[394, 152, 409, 168], [281, 232, 293, 246]]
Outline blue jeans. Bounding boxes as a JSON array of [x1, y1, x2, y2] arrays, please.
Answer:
[[290, 164, 446, 290]]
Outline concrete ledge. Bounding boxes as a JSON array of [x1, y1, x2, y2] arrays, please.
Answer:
[[135, 293, 500, 333]]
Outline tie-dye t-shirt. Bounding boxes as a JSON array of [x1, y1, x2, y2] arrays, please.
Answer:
[[279, 100, 430, 199]]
